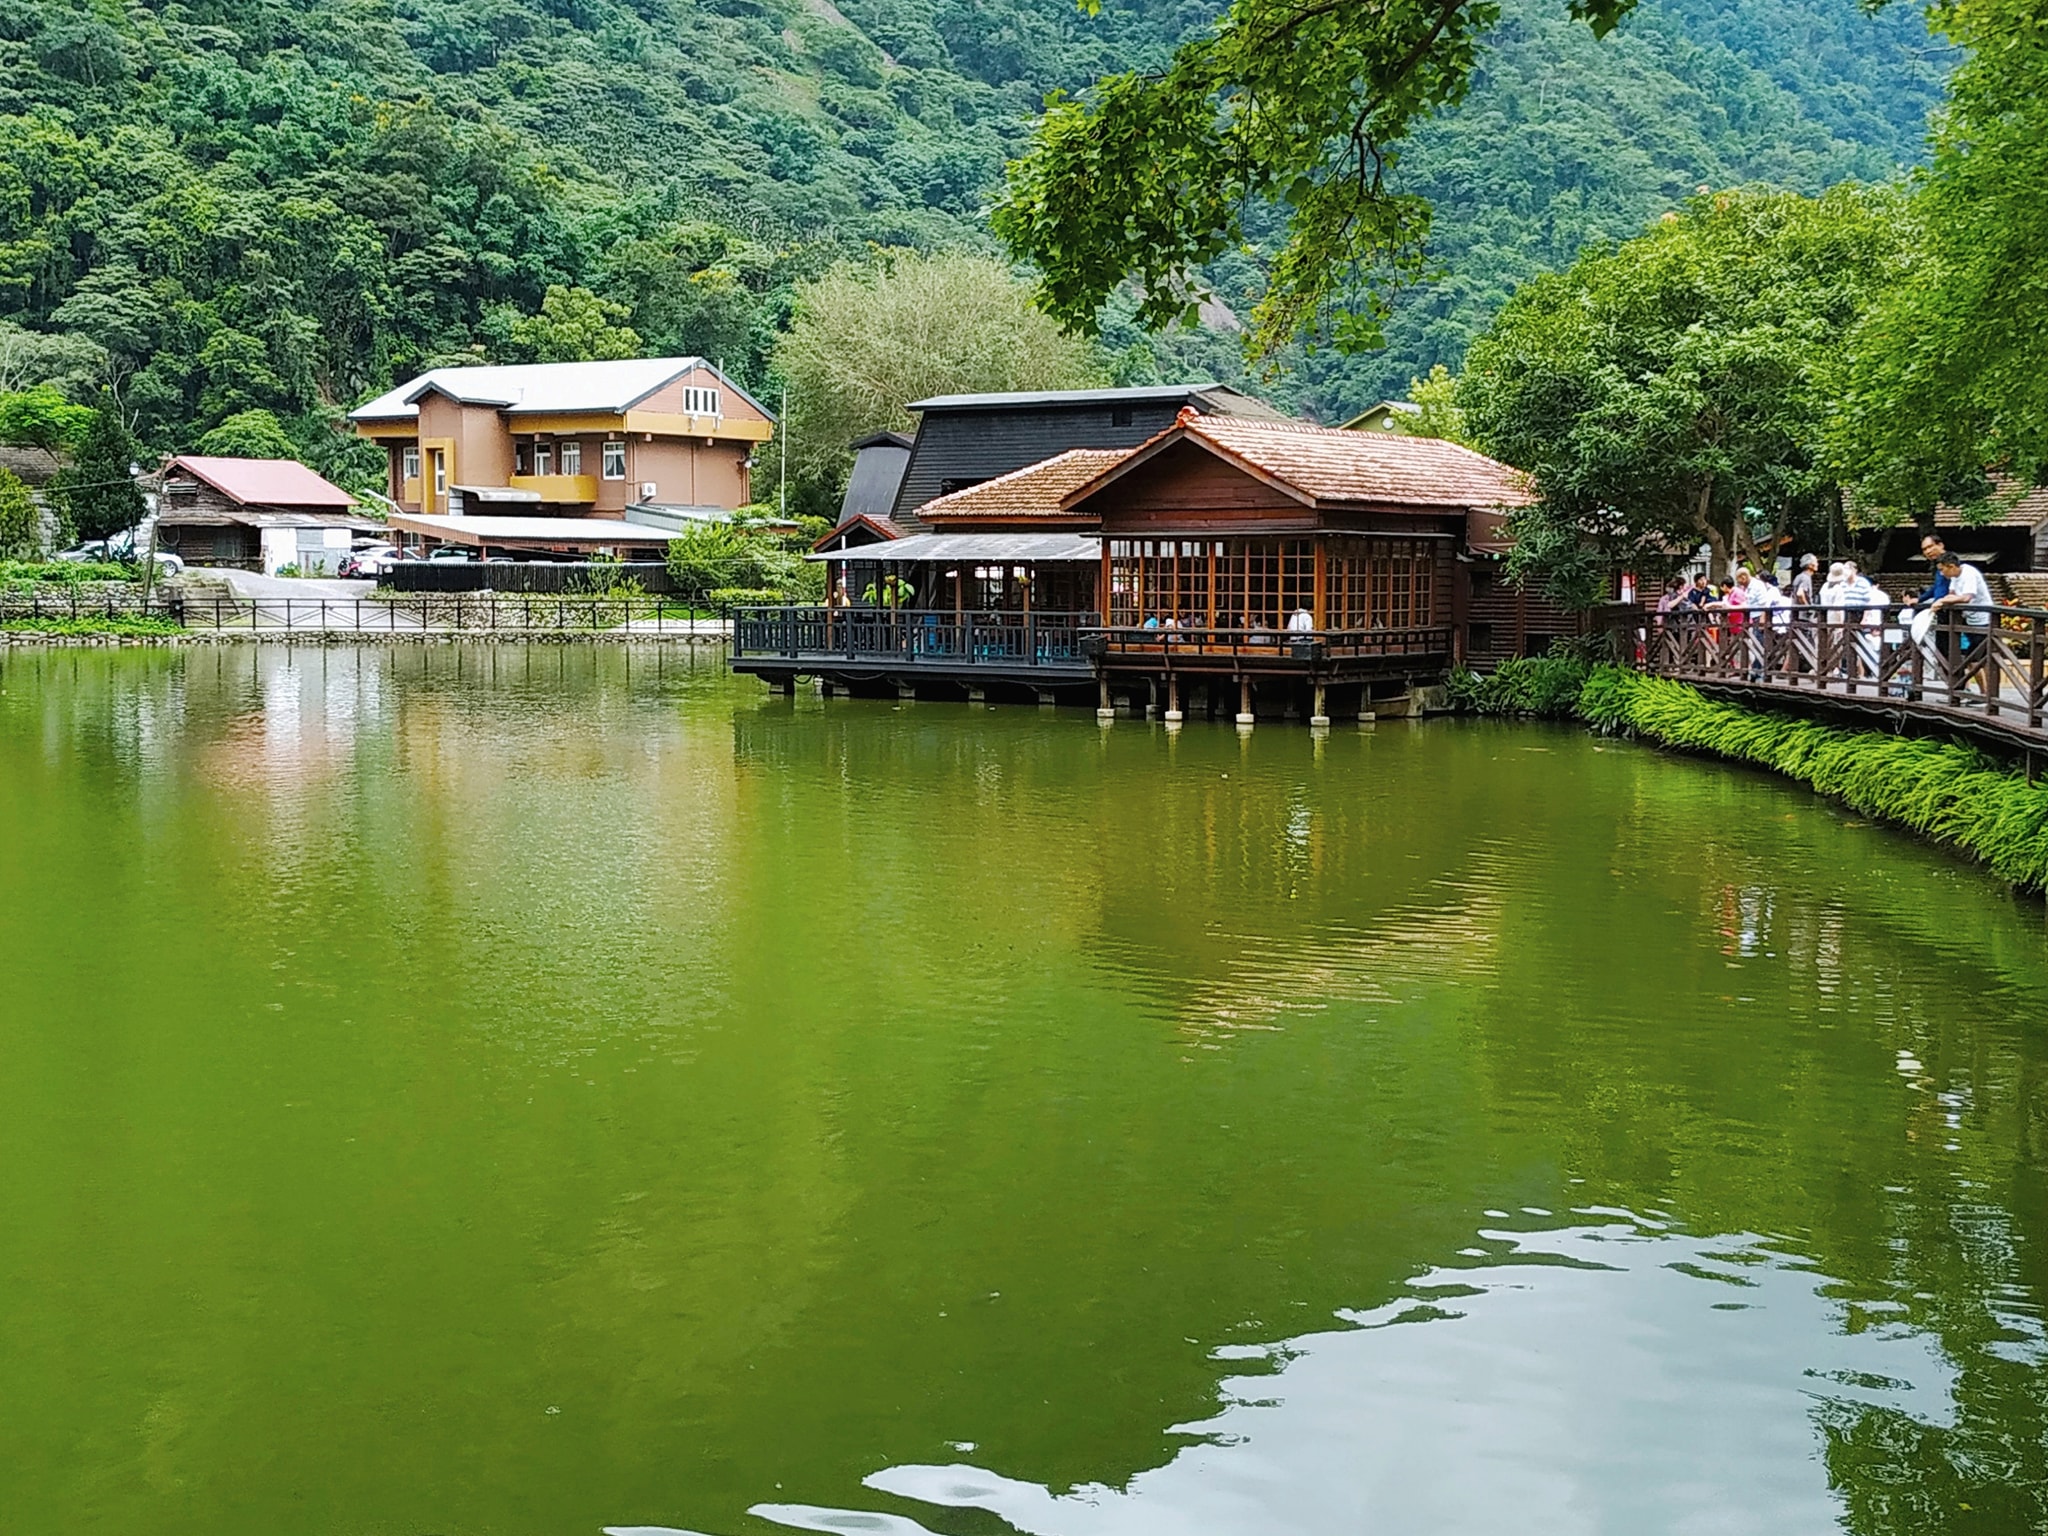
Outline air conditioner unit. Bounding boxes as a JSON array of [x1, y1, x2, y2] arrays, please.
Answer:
[[639, 482, 658, 500]]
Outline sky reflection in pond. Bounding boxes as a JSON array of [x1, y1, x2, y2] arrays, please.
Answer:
[[748, 1213, 1956, 1536]]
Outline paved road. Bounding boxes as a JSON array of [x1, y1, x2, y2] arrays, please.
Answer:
[[185, 568, 377, 601]]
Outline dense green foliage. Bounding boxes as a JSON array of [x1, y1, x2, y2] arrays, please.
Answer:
[[1461, 185, 1909, 604], [0, 467, 36, 556], [998, 0, 1942, 362], [996, 0, 1642, 355], [1445, 653, 1592, 715], [772, 250, 1105, 506], [665, 521, 821, 600], [0, 558, 131, 586], [49, 401, 144, 542], [0, 0, 1946, 490], [0, 614, 183, 636], [1579, 666, 2048, 891], [1832, 0, 2048, 518]]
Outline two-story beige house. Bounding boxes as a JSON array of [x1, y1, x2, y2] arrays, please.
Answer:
[[349, 357, 774, 557]]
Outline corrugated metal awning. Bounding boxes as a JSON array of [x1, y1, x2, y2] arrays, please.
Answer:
[[810, 532, 1099, 563]]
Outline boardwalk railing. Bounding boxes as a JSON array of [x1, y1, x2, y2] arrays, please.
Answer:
[[731, 607, 1094, 668], [1086, 622, 1452, 668], [0, 592, 724, 634], [1612, 603, 2048, 746]]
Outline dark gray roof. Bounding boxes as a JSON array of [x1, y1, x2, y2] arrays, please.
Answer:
[[905, 383, 1244, 412], [849, 429, 914, 450]]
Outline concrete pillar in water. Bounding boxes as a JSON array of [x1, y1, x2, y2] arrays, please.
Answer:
[[897, 683, 916, 701], [1163, 675, 1183, 725], [1235, 675, 1255, 727]]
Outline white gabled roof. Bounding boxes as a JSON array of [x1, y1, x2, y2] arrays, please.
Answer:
[[350, 358, 771, 423]]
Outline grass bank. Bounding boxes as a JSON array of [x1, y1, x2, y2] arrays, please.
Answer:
[[1449, 657, 2048, 893]]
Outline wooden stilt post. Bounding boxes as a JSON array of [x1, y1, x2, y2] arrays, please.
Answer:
[[1097, 678, 1115, 720], [1310, 681, 1329, 727], [1236, 675, 1255, 726], [1164, 674, 1183, 725]]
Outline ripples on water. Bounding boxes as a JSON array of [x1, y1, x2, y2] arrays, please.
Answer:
[[596, 1210, 1959, 1536], [4, 648, 2046, 1536]]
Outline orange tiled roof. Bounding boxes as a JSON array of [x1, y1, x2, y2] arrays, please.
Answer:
[[1068, 408, 1536, 511], [916, 448, 1131, 522]]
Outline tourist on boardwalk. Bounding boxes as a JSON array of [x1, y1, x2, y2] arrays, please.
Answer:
[[1929, 552, 1996, 694], [1656, 575, 1688, 613], [1919, 534, 1951, 605], [1287, 603, 1315, 633], [1790, 553, 1819, 604]]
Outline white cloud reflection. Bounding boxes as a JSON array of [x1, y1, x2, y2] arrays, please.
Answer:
[[757, 1215, 1956, 1536]]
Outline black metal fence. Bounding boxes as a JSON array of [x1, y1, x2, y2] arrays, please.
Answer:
[[379, 561, 680, 594], [0, 591, 727, 634]]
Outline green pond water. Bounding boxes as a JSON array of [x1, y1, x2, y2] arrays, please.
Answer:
[[3, 644, 2046, 1536]]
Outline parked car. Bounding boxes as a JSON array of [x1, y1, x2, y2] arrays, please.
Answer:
[[53, 533, 184, 577], [425, 546, 476, 564]]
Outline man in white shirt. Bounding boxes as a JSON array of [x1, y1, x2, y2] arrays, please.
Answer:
[[1931, 552, 1996, 694], [1286, 605, 1315, 633]]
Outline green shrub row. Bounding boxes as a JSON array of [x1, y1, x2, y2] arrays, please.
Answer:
[[0, 614, 184, 637], [0, 559, 134, 586], [1578, 666, 2048, 892], [1445, 654, 1592, 717]]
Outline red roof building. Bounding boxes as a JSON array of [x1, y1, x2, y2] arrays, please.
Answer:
[[155, 456, 377, 574]]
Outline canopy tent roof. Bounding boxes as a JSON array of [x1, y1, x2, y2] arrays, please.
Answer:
[[810, 531, 1099, 564]]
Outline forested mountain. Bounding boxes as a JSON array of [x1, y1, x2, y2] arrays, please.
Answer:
[[0, 0, 1941, 476]]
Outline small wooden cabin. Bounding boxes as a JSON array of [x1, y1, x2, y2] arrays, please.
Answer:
[[1059, 410, 1537, 716], [154, 456, 372, 574]]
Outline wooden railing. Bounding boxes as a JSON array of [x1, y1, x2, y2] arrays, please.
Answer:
[[1612, 604, 2048, 746], [729, 607, 1095, 669], [1086, 622, 1452, 668]]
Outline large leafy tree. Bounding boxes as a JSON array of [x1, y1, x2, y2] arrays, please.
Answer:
[[1833, 0, 2048, 518], [993, 0, 1640, 357], [53, 399, 145, 544], [498, 286, 644, 364], [0, 467, 41, 557], [1459, 186, 1908, 605], [0, 385, 92, 453], [770, 250, 1107, 513], [196, 410, 301, 461]]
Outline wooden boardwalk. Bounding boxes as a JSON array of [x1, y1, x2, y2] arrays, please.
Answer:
[[1615, 604, 2048, 755]]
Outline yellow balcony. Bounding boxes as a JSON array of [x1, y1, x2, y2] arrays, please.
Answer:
[[509, 473, 599, 504]]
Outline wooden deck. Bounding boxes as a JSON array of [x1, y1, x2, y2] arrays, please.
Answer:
[[729, 607, 1095, 682], [1615, 604, 2048, 754]]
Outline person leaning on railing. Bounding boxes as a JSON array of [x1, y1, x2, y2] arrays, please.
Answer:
[[1927, 551, 1995, 695]]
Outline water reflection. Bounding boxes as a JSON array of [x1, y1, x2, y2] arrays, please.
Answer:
[[6, 652, 2047, 1536], [749, 1211, 1958, 1536]]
